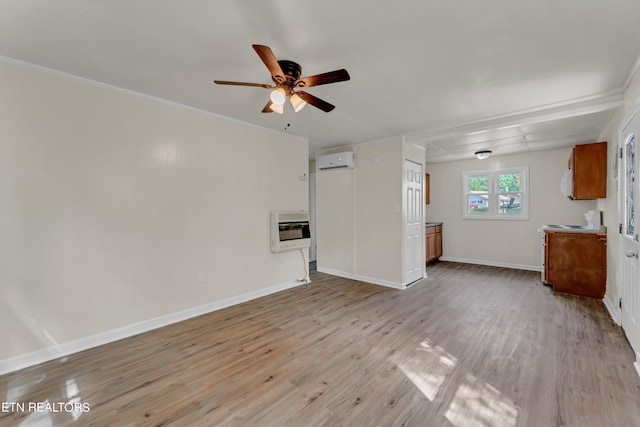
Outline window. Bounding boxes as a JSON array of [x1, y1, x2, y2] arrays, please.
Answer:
[[462, 166, 528, 220]]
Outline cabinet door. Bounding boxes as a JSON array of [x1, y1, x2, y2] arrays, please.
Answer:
[[425, 234, 429, 264], [436, 227, 443, 258], [426, 228, 437, 264], [543, 233, 550, 284], [572, 142, 607, 199], [546, 232, 606, 298], [425, 173, 430, 204]]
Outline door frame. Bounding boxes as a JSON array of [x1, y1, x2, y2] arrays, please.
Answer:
[[618, 96, 640, 376], [309, 171, 317, 262]]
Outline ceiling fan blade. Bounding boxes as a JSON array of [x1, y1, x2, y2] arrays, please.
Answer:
[[252, 44, 285, 84], [296, 91, 335, 112], [214, 80, 273, 88], [262, 100, 274, 113], [296, 69, 350, 88]]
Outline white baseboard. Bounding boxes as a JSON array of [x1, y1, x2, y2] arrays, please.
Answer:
[[355, 273, 405, 289], [0, 279, 302, 376], [439, 256, 542, 272], [316, 267, 405, 289], [603, 293, 621, 325]]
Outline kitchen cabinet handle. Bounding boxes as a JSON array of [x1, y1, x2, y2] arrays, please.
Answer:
[[625, 251, 638, 258]]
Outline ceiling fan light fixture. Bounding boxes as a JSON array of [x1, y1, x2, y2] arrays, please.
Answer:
[[214, 45, 349, 113], [270, 87, 286, 105], [290, 93, 307, 112], [269, 102, 284, 114], [475, 150, 492, 160]]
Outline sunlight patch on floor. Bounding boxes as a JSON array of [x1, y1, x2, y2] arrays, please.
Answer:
[[445, 373, 518, 427], [18, 401, 54, 427], [398, 339, 457, 401]]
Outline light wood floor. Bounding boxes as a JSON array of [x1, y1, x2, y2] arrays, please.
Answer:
[[2, 262, 640, 426]]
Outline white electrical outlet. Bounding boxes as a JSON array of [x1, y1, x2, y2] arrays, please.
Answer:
[[197, 271, 207, 284]]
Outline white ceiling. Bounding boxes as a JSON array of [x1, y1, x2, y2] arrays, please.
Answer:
[[1, 1, 640, 162]]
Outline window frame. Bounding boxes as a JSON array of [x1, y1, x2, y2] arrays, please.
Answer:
[[462, 166, 529, 220]]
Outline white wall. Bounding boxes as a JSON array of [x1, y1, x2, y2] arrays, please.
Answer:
[[316, 166, 356, 274], [355, 139, 403, 285], [0, 60, 308, 369], [425, 148, 597, 270], [315, 138, 425, 287]]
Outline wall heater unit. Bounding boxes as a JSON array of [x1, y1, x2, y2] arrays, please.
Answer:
[[270, 211, 311, 253]]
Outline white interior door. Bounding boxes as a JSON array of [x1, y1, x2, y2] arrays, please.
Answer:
[[620, 104, 640, 356], [404, 160, 423, 285]]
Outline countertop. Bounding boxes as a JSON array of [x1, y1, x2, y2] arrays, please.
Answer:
[[539, 225, 606, 234], [425, 222, 443, 227]]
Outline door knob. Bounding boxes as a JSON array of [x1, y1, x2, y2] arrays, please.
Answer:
[[626, 251, 638, 258]]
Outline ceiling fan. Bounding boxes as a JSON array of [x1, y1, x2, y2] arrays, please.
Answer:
[[214, 44, 350, 114]]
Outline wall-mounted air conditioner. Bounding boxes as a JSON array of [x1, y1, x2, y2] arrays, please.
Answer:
[[271, 211, 311, 253], [317, 151, 355, 170]]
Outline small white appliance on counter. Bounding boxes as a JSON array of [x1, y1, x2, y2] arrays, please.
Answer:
[[584, 209, 602, 230]]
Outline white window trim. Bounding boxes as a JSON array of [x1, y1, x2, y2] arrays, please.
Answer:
[[462, 166, 529, 220]]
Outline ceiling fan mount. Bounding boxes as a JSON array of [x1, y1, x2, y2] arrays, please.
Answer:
[[275, 60, 302, 85], [214, 44, 350, 114]]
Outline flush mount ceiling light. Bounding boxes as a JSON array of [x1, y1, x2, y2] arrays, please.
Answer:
[[214, 44, 350, 114], [475, 150, 492, 160]]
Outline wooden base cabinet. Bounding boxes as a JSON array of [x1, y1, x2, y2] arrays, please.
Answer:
[[543, 230, 606, 299], [426, 223, 443, 265]]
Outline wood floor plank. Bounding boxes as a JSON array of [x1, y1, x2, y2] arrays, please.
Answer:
[[2, 262, 640, 426]]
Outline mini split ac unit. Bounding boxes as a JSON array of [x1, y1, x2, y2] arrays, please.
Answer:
[[317, 151, 355, 170]]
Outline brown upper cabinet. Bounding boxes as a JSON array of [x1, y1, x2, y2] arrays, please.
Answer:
[[569, 141, 607, 200], [425, 173, 430, 204]]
